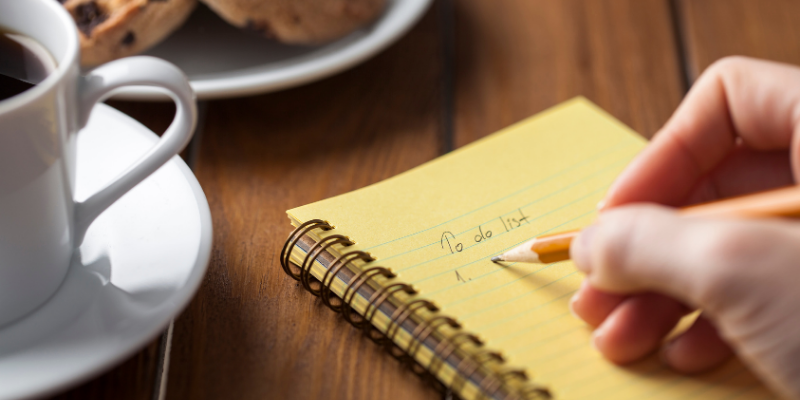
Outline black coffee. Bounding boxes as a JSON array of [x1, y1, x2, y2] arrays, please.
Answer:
[[0, 29, 56, 101]]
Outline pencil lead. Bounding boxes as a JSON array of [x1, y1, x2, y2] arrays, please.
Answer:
[[491, 255, 503, 263]]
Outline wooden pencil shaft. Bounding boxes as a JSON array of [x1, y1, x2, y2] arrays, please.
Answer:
[[530, 230, 578, 263], [522, 185, 800, 264], [680, 185, 800, 218]]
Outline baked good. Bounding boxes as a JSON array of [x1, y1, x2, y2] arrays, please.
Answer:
[[60, 0, 197, 67], [199, 0, 387, 45]]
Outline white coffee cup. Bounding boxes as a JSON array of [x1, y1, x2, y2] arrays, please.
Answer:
[[0, 0, 197, 327]]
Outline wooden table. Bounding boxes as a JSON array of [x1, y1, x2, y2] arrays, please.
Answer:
[[50, 1, 800, 399]]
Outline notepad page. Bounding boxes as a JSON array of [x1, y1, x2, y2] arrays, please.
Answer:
[[288, 98, 772, 399]]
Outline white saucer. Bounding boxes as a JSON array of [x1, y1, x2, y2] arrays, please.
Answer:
[[113, 0, 432, 101], [0, 104, 212, 399]]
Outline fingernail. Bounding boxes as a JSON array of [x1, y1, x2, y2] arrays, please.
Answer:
[[571, 225, 597, 273]]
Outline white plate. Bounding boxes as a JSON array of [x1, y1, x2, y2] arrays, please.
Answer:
[[0, 104, 212, 399], [113, 0, 432, 101]]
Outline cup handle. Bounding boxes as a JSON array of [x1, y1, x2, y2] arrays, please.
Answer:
[[73, 56, 197, 246]]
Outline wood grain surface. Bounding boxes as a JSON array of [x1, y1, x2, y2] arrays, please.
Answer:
[[164, 6, 446, 400], [678, 0, 800, 81], [48, 338, 163, 400], [453, 0, 685, 146], [44, 1, 800, 399]]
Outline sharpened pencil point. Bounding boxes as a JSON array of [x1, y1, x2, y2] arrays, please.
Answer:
[[491, 256, 503, 263]]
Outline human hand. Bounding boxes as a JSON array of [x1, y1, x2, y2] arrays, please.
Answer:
[[569, 57, 800, 399]]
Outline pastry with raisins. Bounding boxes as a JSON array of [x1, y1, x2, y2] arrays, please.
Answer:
[[60, 0, 196, 66], [199, 0, 387, 45]]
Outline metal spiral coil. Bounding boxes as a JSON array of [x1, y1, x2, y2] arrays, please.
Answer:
[[301, 234, 352, 293], [364, 282, 416, 344], [320, 250, 373, 311], [342, 266, 395, 327], [280, 219, 332, 280], [280, 222, 552, 400]]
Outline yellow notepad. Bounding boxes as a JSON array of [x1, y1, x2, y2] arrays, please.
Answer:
[[284, 98, 772, 399]]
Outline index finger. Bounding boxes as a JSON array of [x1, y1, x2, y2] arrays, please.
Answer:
[[603, 57, 800, 208]]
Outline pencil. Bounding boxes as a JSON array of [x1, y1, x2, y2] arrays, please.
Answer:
[[491, 185, 800, 264]]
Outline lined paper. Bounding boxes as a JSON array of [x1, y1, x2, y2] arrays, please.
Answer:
[[288, 98, 773, 399]]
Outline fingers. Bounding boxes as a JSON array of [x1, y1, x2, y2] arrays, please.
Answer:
[[592, 293, 688, 364], [571, 281, 692, 363], [572, 203, 800, 397], [570, 203, 800, 311], [569, 280, 627, 327], [684, 146, 793, 205], [571, 204, 709, 303], [662, 315, 733, 373], [602, 57, 800, 209]]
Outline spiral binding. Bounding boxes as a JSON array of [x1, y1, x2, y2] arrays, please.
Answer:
[[281, 222, 551, 400]]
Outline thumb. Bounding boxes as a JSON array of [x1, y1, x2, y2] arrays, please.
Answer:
[[570, 204, 799, 312]]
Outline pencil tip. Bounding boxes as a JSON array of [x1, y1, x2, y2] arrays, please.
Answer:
[[491, 256, 503, 263]]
